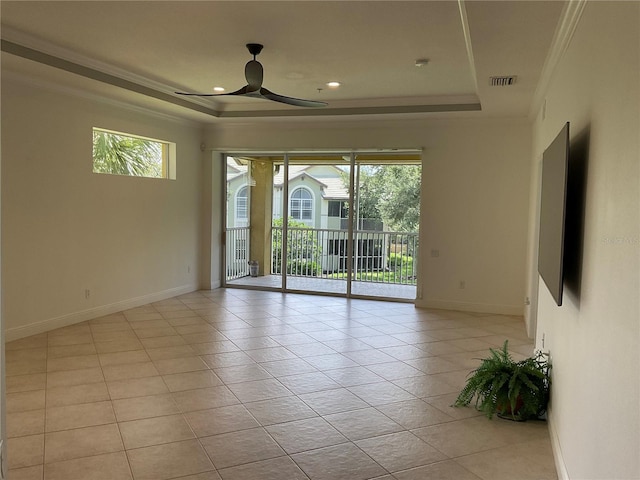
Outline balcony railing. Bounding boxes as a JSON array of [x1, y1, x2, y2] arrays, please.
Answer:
[[227, 226, 418, 285]]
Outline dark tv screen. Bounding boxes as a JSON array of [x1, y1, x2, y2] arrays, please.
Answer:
[[538, 122, 570, 306]]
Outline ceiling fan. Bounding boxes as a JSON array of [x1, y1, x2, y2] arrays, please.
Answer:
[[175, 43, 327, 108]]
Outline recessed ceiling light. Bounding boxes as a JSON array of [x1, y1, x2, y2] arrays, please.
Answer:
[[326, 82, 341, 88], [213, 87, 225, 92]]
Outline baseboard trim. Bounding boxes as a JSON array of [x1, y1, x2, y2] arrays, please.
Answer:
[[548, 407, 570, 480], [415, 298, 523, 316], [5, 284, 200, 341]]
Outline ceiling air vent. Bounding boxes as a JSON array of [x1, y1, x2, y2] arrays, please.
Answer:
[[490, 75, 517, 86]]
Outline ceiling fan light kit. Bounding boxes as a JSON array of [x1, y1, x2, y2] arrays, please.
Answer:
[[176, 43, 328, 108]]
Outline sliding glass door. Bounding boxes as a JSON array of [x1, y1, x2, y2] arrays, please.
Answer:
[[223, 151, 420, 302]]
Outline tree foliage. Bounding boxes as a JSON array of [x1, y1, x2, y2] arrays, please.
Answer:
[[93, 130, 163, 177], [347, 165, 421, 232]]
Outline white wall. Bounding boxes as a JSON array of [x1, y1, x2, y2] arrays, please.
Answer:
[[2, 79, 205, 340], [206, 116, 532, 315], [527, 2, 639, 478]]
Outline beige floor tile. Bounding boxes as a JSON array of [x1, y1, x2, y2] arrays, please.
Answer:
[[8, 464, 44, 480], [145, 344, 196, 360], [392, 374, 460, 397], [200, 427, 285, 469], [7, 409, 45, 437], [45, 401, 115, 432], [44, 451, 132, 480], [6, 292, 557, 480], [259, 358, 317, 377], [6, 348, 47, 362], [130, 324, 175, 336], [94, 338, 144, 353], [162, 370, 223, 392], [291, 442, 386, 480], [201, 351, 255, 368], [6, 373, 47, 393], [265, 417, 348, 454], [376, 398, 455, 429], [98, 349, 150, 366], [213, 363, 273, 384], [348, 381, 416, 406], [227, 378, 292, 403], [324, 407, 404, 441], [456, 438, 558, 480], [7, 389, 46, 413], [107, 376, 169, 399], [412, 416, 514, 458], [47, 333, 93, 347], [48, 343, 97, 359], [172, 385, 240, 413], [217, 455, 308, 480], [172, 473, 222, 480], [140, 335, 187, 349], [393, 460, 483, 480], [44, 423, 124, 463], [5, 358, 47, 377], [91, 330, 139, 344], [278, 372, 341, 395], [322, 366, 385, 387], [185, 404, 259, 437], [119, 414, 195, 449], [356, 431, 447, 472], [423, 392, 484, 420], [153, 355, 209, 375], [7, 434, 44, 469], [46, 382, 110, 408], [244, 396, 317, 426], [46, 367, 104, 388], [190, 340, 241, 355], [46, 354, 100, 372], [102, 361, 160, 381], [299, 388, 369, 415], [126, 439, 214, 480], [112, 393, 180, 422]]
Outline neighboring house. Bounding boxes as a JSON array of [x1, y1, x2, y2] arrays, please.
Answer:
[[226, 158, 386, 274]]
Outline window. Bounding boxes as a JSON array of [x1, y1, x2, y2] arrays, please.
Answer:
[[236, 186, 248, 223], [92, 128, 175, 179], [328, 200, 348, 218], [290, 188, 313, 220]]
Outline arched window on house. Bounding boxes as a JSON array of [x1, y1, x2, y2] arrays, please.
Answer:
[[290, 187, 313, 221], [236, 185, 248, 226]]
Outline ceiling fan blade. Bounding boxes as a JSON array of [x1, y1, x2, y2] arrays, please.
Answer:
[[174, 91, 217, 97], [260, 87, 328, 108], [175, 85, 249, 97]]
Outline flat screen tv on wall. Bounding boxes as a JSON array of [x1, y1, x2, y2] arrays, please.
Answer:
[[538, 122, 570, 306]]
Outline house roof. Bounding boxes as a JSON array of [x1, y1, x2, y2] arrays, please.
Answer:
[[1, 1, 566, 123], [228, 158, 349, 199]]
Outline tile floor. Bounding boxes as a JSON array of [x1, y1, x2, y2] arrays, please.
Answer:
[[5, 289, 558, 480]]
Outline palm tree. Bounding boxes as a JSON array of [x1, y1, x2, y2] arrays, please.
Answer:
[[93, 130, 163, 177]]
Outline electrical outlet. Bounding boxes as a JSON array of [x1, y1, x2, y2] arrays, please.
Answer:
[[430, 249, 439, 257], [459, 280, 466, 289], [84, 289, 91, 299]]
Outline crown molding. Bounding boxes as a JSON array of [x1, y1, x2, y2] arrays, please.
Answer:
[[529, 0, 588, 119], [2, 69, 203, 128]]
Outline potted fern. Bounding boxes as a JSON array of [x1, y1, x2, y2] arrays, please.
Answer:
[[454, 340, 551, 421]]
